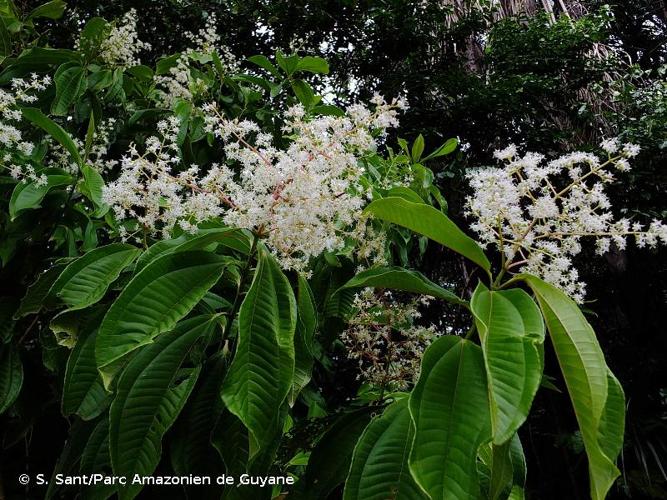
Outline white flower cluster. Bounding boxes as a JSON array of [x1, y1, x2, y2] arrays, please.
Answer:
[[102, 117, 207, 239], [466, 141, 667, 302], [98, 9, 151, 68], [103, 96, 406, 270], [46, 118, 117, 174], [154, 14, 238, 108], [0, 74, 52, 185], [340, 288, 441, 390]]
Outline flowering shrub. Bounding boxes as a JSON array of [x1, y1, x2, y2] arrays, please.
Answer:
[[1, 3, 662, 500]]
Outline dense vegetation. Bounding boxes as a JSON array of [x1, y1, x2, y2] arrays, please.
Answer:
[[1, 1, 665, 499]]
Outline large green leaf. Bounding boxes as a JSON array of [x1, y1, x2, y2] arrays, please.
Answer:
[[408, 336, 491, 500], [336, 266, 466, 307], [0, 344, 23, 414], [49, 243, 139, 310], [51, 63, 86, 115], [14, 262, 69, 318], [9, 170, 73, 219], [21, 107, 81, 165], [290, 274, 317, 405], [45, 419, 98, 500], [133, 234, 189, 272], [79, 418, 116, 500], [78, 17, 109, 59], [80, 417, 111, 473], [170, 355, 226, 477], [0, 17, 11, 58], [364, 197, 490, 272], [96, 250, 226, 388], [296, 55, 329, 74], [109, 317, 210, 500], [344, 398, 426, 500], [79, 163, 109, 216], [134, 228, 250, 272], [471, 283, 544, 443], [221, 247, 296, 457], [248, 54, 281, 77], [522, 275, 624, 500], [598, 370, 626, 463], [478, 433, 527, 500], [0, 48, 80, 84], [62, 329, 109, 420], [301, 409, 373, 499], [26, 0, 66, 21]]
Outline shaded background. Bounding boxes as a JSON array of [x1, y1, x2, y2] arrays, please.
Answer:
[[3, 1, 666, 498]]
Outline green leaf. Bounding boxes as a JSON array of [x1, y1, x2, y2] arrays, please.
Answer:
[[301, 409, 373, 499], [155, 53, 180, 75], [212, 411, 249, 476], [221, 247, 296, 457], [275, 51, 299, 76], [478, 433, 526, 500], [408, 336, 491, 500], [9, 171, 73, 220], [385, 186, 425, 204], [26, 0, 66, 21], [336, 266, 466, 307], [80, 418, 111, 474], [365, 197, 490, 272], [296, 56, 329, 74], [134, 228, 250, 272], [77, 17, 108, 59], [312, 104, 345, 117], [49, 243, 140, 310], [109, 317, 210, 500], [79, 163, 109, 216], [291, 79, 318, 107], [411, 134, 425, 162], [290, 274, 317, 405], [0, 344, 23, 414], [0, 17, 11, 58], [45, 419, 98, 500], [51, 63, 86, 115], [598, 371, 625, 463], [127, 65, 153, 81], [79, 419, 117, 500], [423, 138, 458, 161], [83, 111, 95, 160], [344, 398, 426, 500], [14, 263, 68, 318], [0, 48, 79, 84], [62, 329, 109, 420], [521, 275, 624, 500], [471, 283, 544, 443], [170, 355, 226, 476], [96, 251, 226, 388], [21, 107, 81, 165], [248, 54, 280, 77], [104, 68, 125, 103], [133, 234, 190, 272]]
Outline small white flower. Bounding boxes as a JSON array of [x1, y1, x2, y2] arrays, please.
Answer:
[[600, 138, 619, 154], [622, 143, 641, 158], [493, 144, 518, 161]]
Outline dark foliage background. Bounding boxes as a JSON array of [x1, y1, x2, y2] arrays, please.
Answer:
[[3, 1, 666, 498]]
